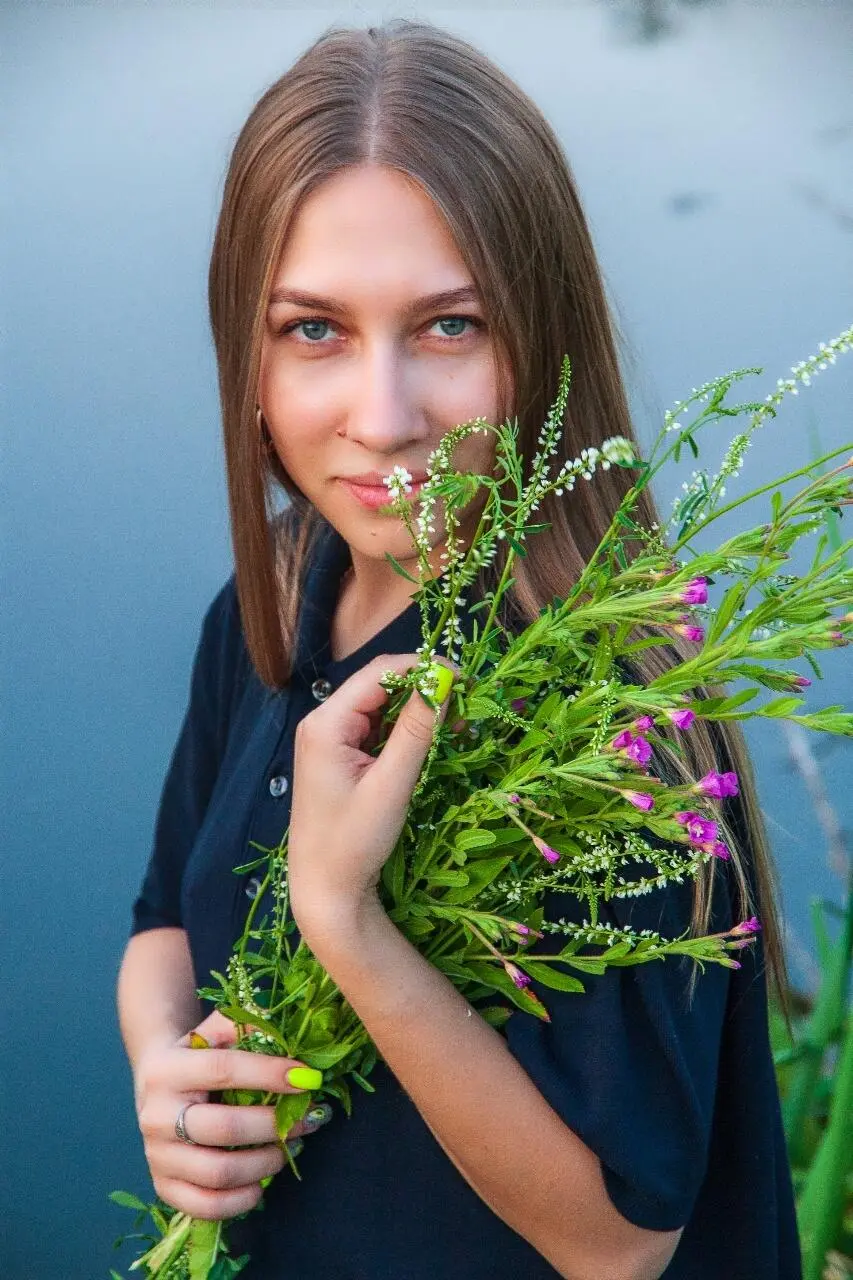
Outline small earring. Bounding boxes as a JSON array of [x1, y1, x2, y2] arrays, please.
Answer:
[[256, 405, 273, 450]]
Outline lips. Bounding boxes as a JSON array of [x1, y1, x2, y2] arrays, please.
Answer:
[[339, 478, 426, 510]]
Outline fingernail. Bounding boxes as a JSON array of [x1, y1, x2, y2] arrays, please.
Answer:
[[189, 1032, 209, 1049], [425, 662, 454, 704], [285, 1138, 304, 1158], [286, 1066, 324, 1091], [304, 1103, 333, 1129]]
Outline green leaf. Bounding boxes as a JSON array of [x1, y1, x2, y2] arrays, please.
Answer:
[[427, 869, 470, 887], [455, 829, 497, 851], [521, 962, 586, 992], [275, 1091, 312, 1143], [478, 1005, 514, 1029], [466, 696, 502, 720], [216, 1005, 286, 1048], [189, 1219, 222, 1280], [299, 1042, 359, 1069], [441, 855, 511, 903], [507, 536, 528, 557], [705, 580, 749, 646], [758, 696, 804, 718], [384, 552, 420, 584], [109, 1191, 150, 1212], [381, 844, 406, 905]]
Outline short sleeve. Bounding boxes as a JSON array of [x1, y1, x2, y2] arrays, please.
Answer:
[[131, 575, 243, 934], [503, 827, 736, 1232]]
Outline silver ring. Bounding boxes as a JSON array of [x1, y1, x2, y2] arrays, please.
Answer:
[[175, 1101, 200, 1146]]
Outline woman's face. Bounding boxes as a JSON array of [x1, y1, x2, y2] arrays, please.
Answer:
[[259, 164, 511, 582]]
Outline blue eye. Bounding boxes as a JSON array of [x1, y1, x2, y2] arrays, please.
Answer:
[[433, 316, 481, 338], [286, 319, 333, 342]]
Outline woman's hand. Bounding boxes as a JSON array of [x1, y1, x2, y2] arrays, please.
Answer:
[[132, 1010, 332, 1221], [287, 654, 456, 938]]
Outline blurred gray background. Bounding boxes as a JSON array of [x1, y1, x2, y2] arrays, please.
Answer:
[[3, 1, 852, 1275]]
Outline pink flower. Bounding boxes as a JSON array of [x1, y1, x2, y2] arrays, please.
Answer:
[[667, 708, 696, 730], [695, 770, 739, 799], [507, 793, 521, 804], [533, 836, 560, 864], [610, 729, 635, 751], [790, 675, 811, 689], [505, 963, 532, 989], [732, 916, 761, 936], [633, 715, 654, 731], [622, 790, 655, 811], [626, 735, 652, 766], [710, 841, 731, 860], [678, 576, 708, 605]]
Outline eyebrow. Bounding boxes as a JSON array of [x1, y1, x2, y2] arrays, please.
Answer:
[[266, 285, 482, 317]]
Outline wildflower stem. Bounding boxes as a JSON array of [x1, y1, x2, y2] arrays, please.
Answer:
[[668, 445, 853, 556]]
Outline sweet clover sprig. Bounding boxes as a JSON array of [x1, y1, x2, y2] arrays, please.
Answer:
[[112, 327, 853, 1279]]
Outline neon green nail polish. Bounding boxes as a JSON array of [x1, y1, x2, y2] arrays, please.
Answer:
[[286, 1066, 323, 1091], [426, 662, 454, 704]]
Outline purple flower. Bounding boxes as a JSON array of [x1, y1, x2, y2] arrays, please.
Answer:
[[679, 576, 708, 605], [610, 729, 634, 751], [507, 793, 521, 805], [791, 675, 811, 689], [710, 841, 731, 860], [676, 811, 719, 844], [673, 621, 705, 643], [505, 963, 532, 989], [696, 770, 739, 799], [626, 735, 652, 766], [510, 922, 543, 946], [633, 715, 655, 731], [511, 698, 527, 713], [732, 916, 761, 936], [533, 836, 560, 864], [623, 790, 654, 811], [667, 708, 696, 731]]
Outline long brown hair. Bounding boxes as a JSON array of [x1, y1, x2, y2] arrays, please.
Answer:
[[207, 19, 792, 1016]]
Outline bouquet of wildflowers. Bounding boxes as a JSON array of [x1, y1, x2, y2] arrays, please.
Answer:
[[113, 325, 853, 1278]]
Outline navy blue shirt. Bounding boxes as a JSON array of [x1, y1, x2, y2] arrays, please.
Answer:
[[132, 519, 802, 1278]]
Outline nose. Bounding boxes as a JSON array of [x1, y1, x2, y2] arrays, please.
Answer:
[[342, 342, 429, 454]]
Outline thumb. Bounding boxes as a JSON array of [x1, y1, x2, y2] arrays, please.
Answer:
[[180, 1008, 238, 1050], [366, 659, 457, 808]]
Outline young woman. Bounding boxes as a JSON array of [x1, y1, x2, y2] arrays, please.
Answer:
[[118, 20, 801, 1279]]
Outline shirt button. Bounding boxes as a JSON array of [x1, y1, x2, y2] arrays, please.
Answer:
[[245, 876, 263, 900], [311, 677, 333, 702], [269, 774, 289, 798]]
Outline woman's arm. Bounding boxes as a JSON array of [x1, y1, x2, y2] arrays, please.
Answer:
[[117, 928, 203, 1068], [300, 897, 684, 1280]]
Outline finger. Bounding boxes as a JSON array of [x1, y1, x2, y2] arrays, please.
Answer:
[[165, 1101, 280, 1148], [287, 1100, 335, 1141], [154, 1177, 265, 1223], [179, 1009, 239, 1050], [170, 1048, 323, 1096], [307, 652, 423, 754], [361, 655, 457, 809], [155, 1140, 285, 1190]]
